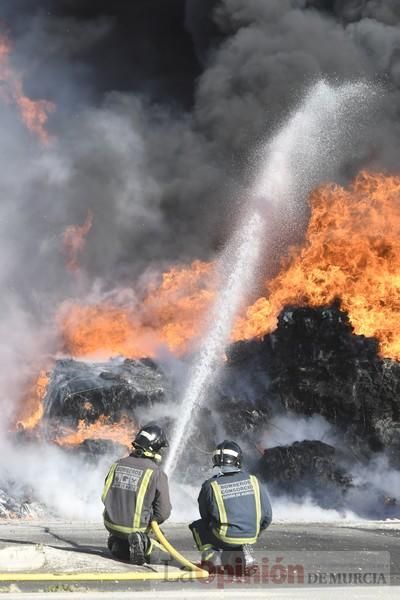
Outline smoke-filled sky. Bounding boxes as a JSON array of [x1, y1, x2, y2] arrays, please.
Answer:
[[1, 1, 400, 279], [0, 1, 400, 420]]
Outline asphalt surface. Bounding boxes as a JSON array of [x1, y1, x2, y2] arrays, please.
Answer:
[[0, 590, 397, 600], [0, 520, 398, 594]]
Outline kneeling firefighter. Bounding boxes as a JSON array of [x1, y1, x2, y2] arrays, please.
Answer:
[[189, 440, 272, 572], [102, 423, 172, 565]]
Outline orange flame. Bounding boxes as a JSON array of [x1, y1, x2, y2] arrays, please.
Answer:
[[57, 174, 400, 362], [63, 210, 93, 272], [58, 260, 215, 359], [0, 30, 55, 143], [15, 370, 49, 430], [55, 415, 136, 449], [18, 172, 400, 441], [233, 172, 400, 359]]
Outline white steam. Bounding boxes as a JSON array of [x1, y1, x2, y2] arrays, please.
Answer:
[[271, 496, 359, 523], [0, 439, 109, 519], [259, 414, 337, 449]]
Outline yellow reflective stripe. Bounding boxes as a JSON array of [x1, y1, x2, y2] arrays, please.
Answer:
[[193, 530, 211, 552], [212, 528, 257, 545], [103, 519, 147, 534], [203, 552, 215, 561], [133, 468, 153, 529], [211, 481, 228, 537], [250, 475, 261, 537], [101, 463, 117, 503]]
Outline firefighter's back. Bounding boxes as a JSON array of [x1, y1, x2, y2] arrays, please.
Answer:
[[206, 470, 262, 545], [102, 455, 161, 536]]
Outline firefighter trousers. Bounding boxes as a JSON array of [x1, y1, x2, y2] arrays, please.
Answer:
[[189, 519, 242, 553], [107, 531, 170, 564]]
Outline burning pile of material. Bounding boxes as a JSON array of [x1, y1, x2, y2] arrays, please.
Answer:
[[15, 357, 169, 452], [5, 171, 400, 519], [48, 172, 400, 362]]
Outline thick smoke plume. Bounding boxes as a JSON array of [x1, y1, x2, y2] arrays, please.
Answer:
[[0, 1, 400, 518]]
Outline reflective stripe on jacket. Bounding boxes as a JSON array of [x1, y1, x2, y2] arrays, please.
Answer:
[[102, 454, 171, 537], [198, 470, 272, 545]]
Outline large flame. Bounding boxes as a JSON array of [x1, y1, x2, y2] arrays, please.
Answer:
[[0, 30, 55, 143], [58, 260, 215, 359], [234, 172, 400, 359], [58, 172, 400, 362], [17, 172, 400, 441]]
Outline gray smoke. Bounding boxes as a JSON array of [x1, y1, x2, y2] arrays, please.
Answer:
[[0, 0, 399, 424]]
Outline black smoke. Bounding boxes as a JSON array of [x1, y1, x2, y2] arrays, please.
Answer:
[[2, 1, 201, 108]]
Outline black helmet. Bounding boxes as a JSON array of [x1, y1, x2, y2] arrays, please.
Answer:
[[212, 440, 242, 468], [133, 423, 169, 462]]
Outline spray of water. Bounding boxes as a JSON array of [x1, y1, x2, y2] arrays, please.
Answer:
[[165, 211, 263, 474], [165, 80, 374, 478]]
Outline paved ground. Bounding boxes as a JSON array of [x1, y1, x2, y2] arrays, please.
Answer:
[[0, 590, 398, 600], [0, 520, 398, 595]]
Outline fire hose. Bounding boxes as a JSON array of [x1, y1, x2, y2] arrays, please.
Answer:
[[150, 520, 208, 574], [0, 521, 209, 582]]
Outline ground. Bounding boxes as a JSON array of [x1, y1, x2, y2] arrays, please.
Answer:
[[0, 520, 398, 597]]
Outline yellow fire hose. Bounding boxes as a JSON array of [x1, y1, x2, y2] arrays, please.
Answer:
[[151, 520, 207, 575], [0, 521, 209, 582]]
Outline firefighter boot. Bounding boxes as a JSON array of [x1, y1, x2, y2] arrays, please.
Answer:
[[128, 532, 148, 565], [201, 547, 222, 572]]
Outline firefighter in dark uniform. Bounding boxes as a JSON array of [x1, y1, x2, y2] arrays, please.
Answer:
[[189, 440, 272, 572], [102, 423, 172, 565]]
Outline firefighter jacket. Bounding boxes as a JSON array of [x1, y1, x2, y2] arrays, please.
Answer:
[[198, 469, 272, 545], [102, 454, 171, 537]]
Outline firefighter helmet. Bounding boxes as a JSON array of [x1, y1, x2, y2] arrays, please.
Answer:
[[133, 423, 169, 461], [212, 440, 242, 468]]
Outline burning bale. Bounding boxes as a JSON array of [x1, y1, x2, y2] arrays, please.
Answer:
[[16, 357, 170, 455], [43, 357, 167, 424]]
